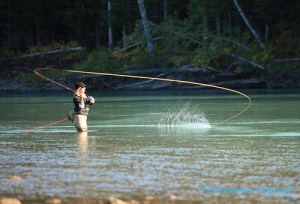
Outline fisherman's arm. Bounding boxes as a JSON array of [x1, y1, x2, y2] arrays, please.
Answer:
[[79, 94, 87, 108]]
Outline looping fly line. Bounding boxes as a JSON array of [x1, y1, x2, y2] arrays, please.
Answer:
[[33, 67, 251, 128]]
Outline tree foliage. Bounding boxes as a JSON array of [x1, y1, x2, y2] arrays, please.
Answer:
[[1, 0, 299, 74]]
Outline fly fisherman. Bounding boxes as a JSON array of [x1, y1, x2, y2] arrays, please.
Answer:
[[72, 81, 95, 132]]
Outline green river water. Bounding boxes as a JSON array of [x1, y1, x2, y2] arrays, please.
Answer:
[[0, 90, 299, 203]]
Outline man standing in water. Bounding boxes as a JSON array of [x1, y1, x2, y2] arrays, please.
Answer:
[[73, 81, 95, 132]]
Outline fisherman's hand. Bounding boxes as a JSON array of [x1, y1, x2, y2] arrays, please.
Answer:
[[88, 96, 95, 104], [80, 94, 87, 99]]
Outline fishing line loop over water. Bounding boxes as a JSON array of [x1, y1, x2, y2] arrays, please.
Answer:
[[29, 67, 251, 130]]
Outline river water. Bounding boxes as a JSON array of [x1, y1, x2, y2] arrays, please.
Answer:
[[0, 90, 299, 203]]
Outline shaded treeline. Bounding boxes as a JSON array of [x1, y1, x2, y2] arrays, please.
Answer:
[[1, 0, 299, 51], [0, 0, 300, 75]]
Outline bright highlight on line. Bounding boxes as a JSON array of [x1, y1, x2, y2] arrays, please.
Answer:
[[31, 67, 251, 129]]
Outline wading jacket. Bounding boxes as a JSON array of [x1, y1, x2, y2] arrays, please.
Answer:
[[73, 94, 92, 116]]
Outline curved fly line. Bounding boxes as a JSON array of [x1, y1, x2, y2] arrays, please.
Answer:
[[29, 67, 251, 130]]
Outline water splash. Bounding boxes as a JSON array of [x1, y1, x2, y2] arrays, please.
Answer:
[[156, 102, 211, 129]]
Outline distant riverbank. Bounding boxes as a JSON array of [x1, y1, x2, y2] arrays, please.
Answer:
[[1, 47, 300, 92], [1, 66, 300, 92]]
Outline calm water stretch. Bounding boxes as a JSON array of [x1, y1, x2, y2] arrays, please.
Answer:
[[0, 90, 299, 203]]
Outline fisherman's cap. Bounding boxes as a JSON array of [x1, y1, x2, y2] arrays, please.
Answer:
[[75, 81, 87, 89]]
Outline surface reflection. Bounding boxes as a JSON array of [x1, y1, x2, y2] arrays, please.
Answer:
[[77, 131, 88, 154], [1, 91, 299, 203]]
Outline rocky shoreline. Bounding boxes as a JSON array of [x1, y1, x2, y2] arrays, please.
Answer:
[[1, 66, 299, 93], [1, 48, 300, 92]]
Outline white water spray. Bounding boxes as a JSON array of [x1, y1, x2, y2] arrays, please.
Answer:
[[156, 102, 211, 128]]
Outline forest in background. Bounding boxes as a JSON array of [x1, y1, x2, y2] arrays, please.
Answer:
[[1, 0, 300, 87]]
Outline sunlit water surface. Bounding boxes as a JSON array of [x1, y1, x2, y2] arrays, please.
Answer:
[[0, 90, 299, 203]]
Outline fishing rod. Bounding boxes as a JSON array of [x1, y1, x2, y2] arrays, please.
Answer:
[[26, 67, 251, 131]]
